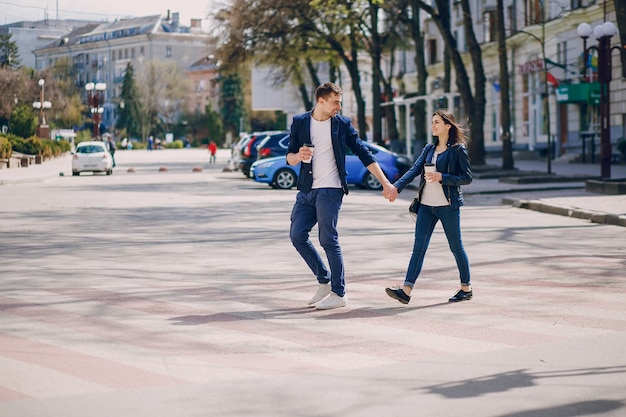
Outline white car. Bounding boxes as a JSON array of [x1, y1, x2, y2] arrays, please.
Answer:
[[72, 141, 113, 176]]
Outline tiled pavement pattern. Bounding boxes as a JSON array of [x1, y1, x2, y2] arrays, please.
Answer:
[[1, 149, 625, 416]]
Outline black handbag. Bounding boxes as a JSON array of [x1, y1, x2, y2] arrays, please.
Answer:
[[409, 197, 420, 221]]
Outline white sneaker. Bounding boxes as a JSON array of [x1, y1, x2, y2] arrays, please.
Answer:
[[308, 283, 331, 306], [315, 293, 347, 310]]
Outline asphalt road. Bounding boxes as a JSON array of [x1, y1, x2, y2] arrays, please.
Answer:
[[1, 149, 625, 417]]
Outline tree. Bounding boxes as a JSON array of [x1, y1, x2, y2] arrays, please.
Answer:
[[206, 102, 224, 145], [138, 60, 192, 139], [214, 0, 327, 113], [9, 104, 36, 137], [395, 1, 429, 154], [0, 31, 21, 69], [412, 0, 487, 165], [616, 0, 626, 79], [220, 73, 247, 139], [48, 58, 84, 128], [496, 0, 514, 170], [116, 62, 142, 139], [0, 67, 29, 126]]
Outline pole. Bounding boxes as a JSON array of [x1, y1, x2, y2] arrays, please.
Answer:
[[39, 82, 45, 125], [598, 35, 611, 179], [540, 1, 552, 174]]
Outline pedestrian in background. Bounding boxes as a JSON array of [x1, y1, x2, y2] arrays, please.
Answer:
[[286, 82, 395, 310], [383, 109, 473, 304], [107, 136, 117, 168], [208, 141, 217, 164]]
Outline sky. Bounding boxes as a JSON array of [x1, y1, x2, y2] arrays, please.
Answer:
[[1, 0, 216, 26]]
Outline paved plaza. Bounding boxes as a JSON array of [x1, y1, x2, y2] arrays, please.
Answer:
[[0, 149, 625, 416]]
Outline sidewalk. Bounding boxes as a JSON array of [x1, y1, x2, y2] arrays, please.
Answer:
[[478, 155, 626, 227], [1, 150, 625, 226]]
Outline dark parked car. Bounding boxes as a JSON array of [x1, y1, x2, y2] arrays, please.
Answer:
[[256, 132, 290, 160], [238, 131, 287, 177]]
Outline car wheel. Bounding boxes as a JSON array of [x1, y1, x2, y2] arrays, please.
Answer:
[[72, 171, 79, 176], [274, 168, 297, 189], [363, 172, 382, 190], [106, 169, 113, 175]]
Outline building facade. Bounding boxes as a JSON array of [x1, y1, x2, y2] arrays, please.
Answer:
[[388, 0, 624, 160], [32, 12, 215, 134]]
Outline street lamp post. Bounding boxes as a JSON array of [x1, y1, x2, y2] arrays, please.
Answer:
[[85, 82, 106, 139], [577, 20, 623, 179], [32, 78, 51, 139], [518, 29, 552, 175]]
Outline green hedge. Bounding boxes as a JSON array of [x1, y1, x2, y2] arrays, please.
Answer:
[[1, 134, 71, 158], [0, 135, 12, 160], [165, 139, 184, 149]]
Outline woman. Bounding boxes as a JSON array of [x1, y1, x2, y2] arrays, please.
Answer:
[[383, 109, 472, 304]]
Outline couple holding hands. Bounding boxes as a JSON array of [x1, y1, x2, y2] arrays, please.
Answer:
[[287, 82, 472, 310]]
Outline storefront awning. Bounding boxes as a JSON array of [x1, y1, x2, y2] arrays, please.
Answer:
[[555, 83, 600, 104]]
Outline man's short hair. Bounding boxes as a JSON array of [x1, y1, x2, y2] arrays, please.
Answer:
[[315, 82, 343, 101]]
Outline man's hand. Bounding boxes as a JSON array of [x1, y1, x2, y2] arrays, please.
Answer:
[[382, 183, 398, 202]]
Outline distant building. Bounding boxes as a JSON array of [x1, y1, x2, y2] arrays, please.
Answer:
[[32, 11, 215, 132], [0, 19, 92, 69], [186, 54, 220, 115]]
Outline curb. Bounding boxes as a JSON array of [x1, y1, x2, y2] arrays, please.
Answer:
[[502, 197, 626, 227]]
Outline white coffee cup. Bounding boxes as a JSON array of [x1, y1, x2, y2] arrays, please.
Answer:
[[424, 163, 435, 182], [303, 144, 314, 164]]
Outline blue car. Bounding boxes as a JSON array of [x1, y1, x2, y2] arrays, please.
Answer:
[[250, 142, 400, 190]]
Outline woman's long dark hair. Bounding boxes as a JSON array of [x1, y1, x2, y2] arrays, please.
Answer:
[[434, 109, 469, 147]]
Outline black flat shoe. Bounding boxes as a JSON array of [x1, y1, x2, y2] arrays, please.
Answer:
[[385, 287, 411, 304], [449, 289, 473, 302]]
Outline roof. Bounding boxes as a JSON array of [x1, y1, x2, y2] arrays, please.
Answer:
[[36, 13, 204, 51], [188, 55, 219, 71]]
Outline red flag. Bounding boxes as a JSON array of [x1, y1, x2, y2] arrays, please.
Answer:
[[546, 72, 559, 87]]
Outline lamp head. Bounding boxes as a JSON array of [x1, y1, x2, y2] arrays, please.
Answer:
[[85, 82, 95, 91], [38, 79, 45, 87], [601, 21, 617, 37], [577, 22, 592, 39]]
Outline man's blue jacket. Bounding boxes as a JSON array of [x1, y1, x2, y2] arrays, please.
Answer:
[[287, 112, 376, 195]]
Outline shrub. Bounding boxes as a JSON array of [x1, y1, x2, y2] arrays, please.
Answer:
[[0, 135, 12, 160], [165, 139, 184, 149]]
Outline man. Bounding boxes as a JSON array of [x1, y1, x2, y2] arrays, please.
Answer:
[[107, 136, 117, 167], [286, 82, 395, 310], [208, 140, 218, 164]]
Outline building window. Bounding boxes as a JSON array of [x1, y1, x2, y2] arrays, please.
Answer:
[[118, 50, 122, 60], [166, 46, 172, 58], [484, 10, 496, 43], [131, 48, 135, 59], [428, 39, 437, 65], [524, 0, 542, 26], [507, 5, 516, 36], [522, 76, 529, 137], [124, 49, 129, 59], [140, 46, 145, 56]]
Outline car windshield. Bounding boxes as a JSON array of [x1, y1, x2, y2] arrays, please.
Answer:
[[77, 145, 104, 154]]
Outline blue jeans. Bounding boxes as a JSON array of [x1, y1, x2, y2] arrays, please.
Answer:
[[290, 189, 345, 297], [404, 205, 471, 288]]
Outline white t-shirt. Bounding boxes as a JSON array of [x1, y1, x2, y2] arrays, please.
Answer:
[[420, 151, 449, 207], [310, 117, 341, 189]]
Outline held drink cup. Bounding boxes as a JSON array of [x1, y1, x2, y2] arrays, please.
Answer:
[[303, 144, 314, 163], [424, 163, 435, 182]]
